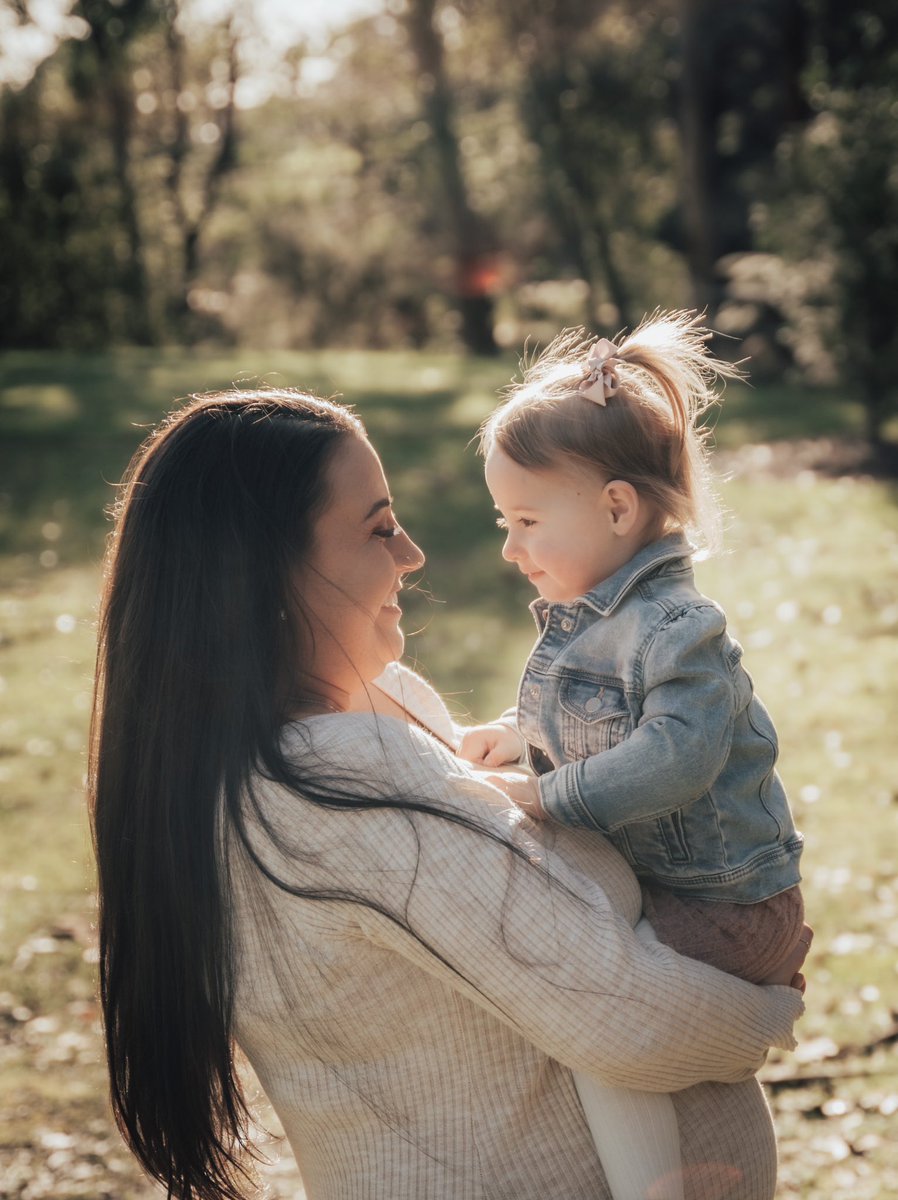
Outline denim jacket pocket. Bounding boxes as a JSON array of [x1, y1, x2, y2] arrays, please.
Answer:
[[558, 674, 631, 760]]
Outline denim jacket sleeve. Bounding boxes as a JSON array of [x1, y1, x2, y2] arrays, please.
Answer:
[[539, 604, 737, 832]]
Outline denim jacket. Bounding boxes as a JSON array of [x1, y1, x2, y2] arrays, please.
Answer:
[[515, 534, 803, 903]]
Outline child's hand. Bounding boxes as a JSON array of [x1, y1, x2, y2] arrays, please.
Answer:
[[762, 923, 813, 992], [484, 772, 546, 820], [458, 723, 524, 768]]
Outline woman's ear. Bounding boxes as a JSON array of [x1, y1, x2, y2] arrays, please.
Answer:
[[602, 480, 641, 536]]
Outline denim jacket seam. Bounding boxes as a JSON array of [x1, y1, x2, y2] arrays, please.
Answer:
[[629, 602, 700, 693], [646, 840, 804, 888], [635, 601, 731, 694]]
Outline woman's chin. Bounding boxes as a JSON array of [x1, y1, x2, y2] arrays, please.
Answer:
[[386, 628, 405, 664]]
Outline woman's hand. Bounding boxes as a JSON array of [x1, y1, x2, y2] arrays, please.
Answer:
[[458, 723, 524, 768], [484, 771, 547, 819], [761, 923, 813, 992]]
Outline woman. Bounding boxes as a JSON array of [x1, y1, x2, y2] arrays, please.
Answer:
[[90, 391, 806, 1200]]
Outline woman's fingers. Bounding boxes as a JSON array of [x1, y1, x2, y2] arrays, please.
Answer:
[[760, 923, 813, 988]]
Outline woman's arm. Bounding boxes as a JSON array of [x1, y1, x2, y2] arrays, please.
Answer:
[[265, 716, 803, 1093]]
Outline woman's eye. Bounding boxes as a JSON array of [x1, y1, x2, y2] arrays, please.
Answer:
[[373, 525, 399, 539]]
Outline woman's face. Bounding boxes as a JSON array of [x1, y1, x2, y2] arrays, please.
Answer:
[[298, 435, 424, 704]]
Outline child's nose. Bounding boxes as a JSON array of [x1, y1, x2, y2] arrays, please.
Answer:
[[501, 533, 519, 563]]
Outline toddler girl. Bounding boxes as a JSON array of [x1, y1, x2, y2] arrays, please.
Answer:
[[459, 311, 807, 1200]]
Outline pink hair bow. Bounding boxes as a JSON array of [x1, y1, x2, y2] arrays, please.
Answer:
[[578, 338, 620, 405]]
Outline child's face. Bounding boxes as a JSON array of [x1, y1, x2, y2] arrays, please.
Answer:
[[484, 447, 636, 603]]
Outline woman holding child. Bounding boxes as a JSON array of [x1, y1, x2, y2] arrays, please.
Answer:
[[90, 317, 809, 1200]]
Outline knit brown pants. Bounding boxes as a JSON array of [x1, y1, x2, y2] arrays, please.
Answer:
[[640, 883, 805, 984]]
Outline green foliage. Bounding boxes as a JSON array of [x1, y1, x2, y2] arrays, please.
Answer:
[[1, 0, 897, 451], [746, 4, 898, 448]]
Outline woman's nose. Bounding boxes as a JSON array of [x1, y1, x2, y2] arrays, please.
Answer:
[[394, 529, 425, 573]]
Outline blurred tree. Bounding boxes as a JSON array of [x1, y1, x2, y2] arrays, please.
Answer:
[[480, 0, 645, 329], [476, 0, 693, 334], [73, 0, 159, 342], [156, 2, 239, 329], [2, 0, 894, 399], [0, 42, 129, 347], [404, 0, 498, 354], [751, 0, 898, 453], [805, 0, 898, 452], [208, 12, 457, 349], [501, 0, 634, 328], [0, 0, 245, 347], [675, 0, 811, 315]]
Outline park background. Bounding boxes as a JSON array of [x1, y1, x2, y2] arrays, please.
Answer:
[[1, 0, 897, 1196]]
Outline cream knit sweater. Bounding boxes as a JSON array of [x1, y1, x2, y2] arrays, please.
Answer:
[[228, 665, 803, 1199]]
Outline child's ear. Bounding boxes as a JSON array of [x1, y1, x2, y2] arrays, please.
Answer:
[[602, 480, 641, 535]]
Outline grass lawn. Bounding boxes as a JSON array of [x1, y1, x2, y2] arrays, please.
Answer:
[[1, 349, 897, 1198]]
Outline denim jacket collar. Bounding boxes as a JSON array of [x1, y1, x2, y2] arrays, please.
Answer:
[[531, 533, 694, 622]]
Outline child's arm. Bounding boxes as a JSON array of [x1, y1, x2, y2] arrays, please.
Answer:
[[539, 604, 744, 833]]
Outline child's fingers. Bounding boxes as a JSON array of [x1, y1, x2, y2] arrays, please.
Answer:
[[483, 746, 511, 767], [458, 731, 490, 764]]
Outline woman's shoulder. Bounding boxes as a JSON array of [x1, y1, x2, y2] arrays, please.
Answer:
[[279, 705, 469, 808]]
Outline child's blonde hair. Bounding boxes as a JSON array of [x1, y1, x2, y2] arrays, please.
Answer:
[[479, 310, 739, 554]]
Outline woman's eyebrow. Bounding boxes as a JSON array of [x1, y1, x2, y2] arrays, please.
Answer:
[[363, 497, 393, 520]]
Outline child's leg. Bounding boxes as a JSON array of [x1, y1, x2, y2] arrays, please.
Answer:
[[573, 1071, 684, 1200], [640, 884, 804, 983], [573, 916, 684, 1200]]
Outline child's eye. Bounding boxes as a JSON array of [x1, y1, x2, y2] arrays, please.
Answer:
[[495, 516, 535, 530]]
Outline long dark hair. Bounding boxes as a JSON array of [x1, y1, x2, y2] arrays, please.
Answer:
[[89, 391, 365, 1198]]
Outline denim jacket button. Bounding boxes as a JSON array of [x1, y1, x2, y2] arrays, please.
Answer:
[[528, 685, 540, 698], [560, 618, 573, 632], [584, 696, 601, 713]]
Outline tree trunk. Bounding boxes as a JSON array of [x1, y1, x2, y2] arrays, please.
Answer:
[[160, 9, 238, 330], [79, 2, 155, 343], [678, 0, 720, 315], [405, 0, 498, 355], [496, 0, 633, 331], [107, 68, 154, 343]]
